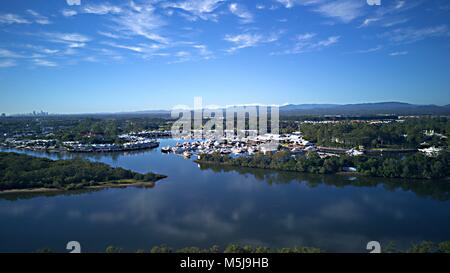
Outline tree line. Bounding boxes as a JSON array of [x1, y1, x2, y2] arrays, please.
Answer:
[[284, 117, 450, 149], [0, 152, 166, 191], [197, 151, 450, 179]]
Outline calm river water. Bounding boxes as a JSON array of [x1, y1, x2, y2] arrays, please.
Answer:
[[1, 139, 449, 252]]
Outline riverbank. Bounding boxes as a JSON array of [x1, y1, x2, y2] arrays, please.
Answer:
[[196, 160, 370, 177], [0, 178, 167, 195], [195, 150, 450, 180]]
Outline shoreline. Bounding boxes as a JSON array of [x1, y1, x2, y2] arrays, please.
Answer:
[[0, 179, 166, 195], [195, 160, 450, 181]]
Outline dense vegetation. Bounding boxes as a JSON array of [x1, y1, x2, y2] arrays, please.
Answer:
[[198, 151, 450, 179], [34, 241, 450, 253], [68, 241, 449, 253], [0, 152, 166, 191], [293, 117, 450, 149]]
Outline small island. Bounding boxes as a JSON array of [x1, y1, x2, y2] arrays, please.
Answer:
[[0, 152, 167, 194]]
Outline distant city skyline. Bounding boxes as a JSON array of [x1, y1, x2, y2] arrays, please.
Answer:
[[1, 0, 450, 114]]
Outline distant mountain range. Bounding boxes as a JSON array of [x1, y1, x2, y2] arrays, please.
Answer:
[[279, 102, 450, 116], [107, 102, 450, 116], [11, 102, 448, 117]]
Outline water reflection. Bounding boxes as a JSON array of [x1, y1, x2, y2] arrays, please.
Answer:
[[198, 164, 450, 201]]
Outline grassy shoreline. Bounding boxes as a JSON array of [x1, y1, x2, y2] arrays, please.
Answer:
[[0, 177, 166, 195]]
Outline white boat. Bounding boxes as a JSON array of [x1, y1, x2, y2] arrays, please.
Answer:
[[161, 146, 171, 153]]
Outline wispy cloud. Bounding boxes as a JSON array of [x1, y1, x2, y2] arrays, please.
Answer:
[[256, 4, 265, 10], [26, 9, 51, 25], [41, 32, 91, 49], [313, 0, 365, 23], [0, 59, 17, 68], [111, 3, 167, 44], [359, 0, 420, 28], [23, 45, 61, 56], [229, 3, 253, 23], [389, 51, 408, 56], [276, 0, 364, 23], [224, 32, 280, 53], [355, 45, 383, 54], [98, 31, 121, 39], [275, 32, 340, 55], [62, 9, 78, 17], [359, 17, 380, 28], [0, 13, 30, 25], [102, 41, 143, 53], [193, 44, 214, 59], [380, 25, 450, 44], [82, 3, 123, 15], [61, 2, 166, 43], [33, 59, 58, 67], [66, 0, 81, 6], [61, 9, 78, 17], [276, 0, 323, 9], [163, 0, 224, 21], [0, 48, 24, 58]]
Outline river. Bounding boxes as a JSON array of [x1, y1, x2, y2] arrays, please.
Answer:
[[1, 139, 449, 253]]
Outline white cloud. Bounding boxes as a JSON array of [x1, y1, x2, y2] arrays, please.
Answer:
[[0, 59, 16, 68], [51, 33, 90, 43], [62, 9, 78, 17], [98, 31, 121, 39], [103, 42, 143, 53], [112, 3, 167, 44], [82, 4, 123, 15], [389, 51, 408, 56], [23, 45, 61, 56], [395, 1, 405, 9], [276, 0, 364, 23], [359, 0, 421, 29], [26, 9, 51, 25], [313, 0, 365, 23], [277, 0, 324, 9], [355, 45, 383, 54], [381, 18, 409, 28], [41, 48, 60, 54], [42, 32, 91, 49], [315, 36, 340, 47], [193, 44, 214, 59], [276, 33, 340, 54], [296, 32, 316, 41], [0, 13, 30, 24], [33, 59, 58, 67], [0, 48, 23, 58], [224, 32, 280, 52], [359, 17, 380, 28], [66, 0, 81, 6], [256, 4, 265, 10], [225, 33, 263, 52], [164, 0, 224, 21], [60, 2, 167, 43], [277, 0, 295, 8], [229, 3, 253, 23]]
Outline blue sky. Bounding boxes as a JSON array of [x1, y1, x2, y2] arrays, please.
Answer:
[[0, 0, 450, 114]]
